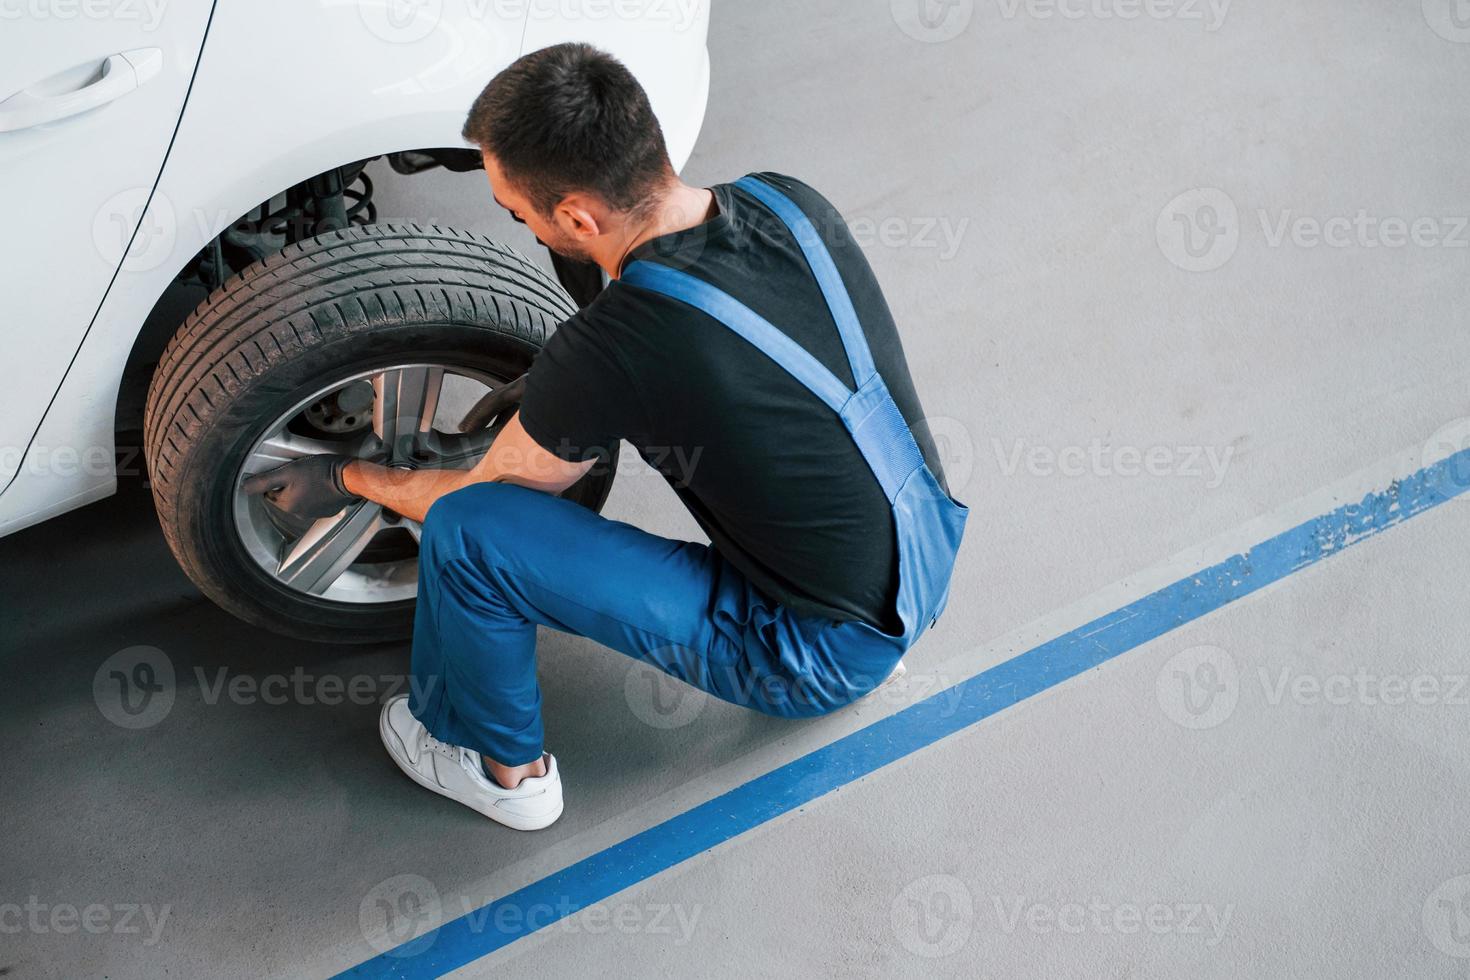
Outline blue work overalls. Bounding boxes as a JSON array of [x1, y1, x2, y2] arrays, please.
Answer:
[[409, 176, 969, 766]]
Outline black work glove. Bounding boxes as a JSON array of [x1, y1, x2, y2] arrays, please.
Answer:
[[242, 454, 359, 520], [459, 373, 527, 433]]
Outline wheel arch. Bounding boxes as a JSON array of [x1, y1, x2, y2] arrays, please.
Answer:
[[113, 144, 488, 433]]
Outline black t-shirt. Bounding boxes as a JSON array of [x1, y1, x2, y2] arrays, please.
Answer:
[[519, 173, 948, 631]]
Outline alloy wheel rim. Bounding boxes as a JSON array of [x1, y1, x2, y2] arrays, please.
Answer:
[[232, 362, 504, 605]]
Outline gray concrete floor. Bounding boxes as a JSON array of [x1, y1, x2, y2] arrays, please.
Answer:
[[4, 0, 1470, 977]]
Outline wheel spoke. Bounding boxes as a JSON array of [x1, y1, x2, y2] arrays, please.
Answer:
[[276, 501, 388, 595], [233, 362, 503, 605], [373, 366, 444, 463], [243, 430, 345, 476]]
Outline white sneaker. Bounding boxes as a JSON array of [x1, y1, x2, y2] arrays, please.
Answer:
[[857, 659, 906, 702], [378, 696, 564, 831]]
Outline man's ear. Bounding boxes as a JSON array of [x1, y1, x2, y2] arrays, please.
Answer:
[[554, 193, 605, 240]]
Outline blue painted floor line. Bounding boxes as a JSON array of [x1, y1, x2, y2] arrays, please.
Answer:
[[338, 450, 1470, 978]]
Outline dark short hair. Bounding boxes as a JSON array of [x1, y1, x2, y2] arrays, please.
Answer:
[[462, 43, 674, 217]]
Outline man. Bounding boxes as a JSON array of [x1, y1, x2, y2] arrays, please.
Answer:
[[243, 43, 966, 831]]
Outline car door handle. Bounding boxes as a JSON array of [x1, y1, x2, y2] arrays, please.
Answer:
[[0, 48, 163, 133]]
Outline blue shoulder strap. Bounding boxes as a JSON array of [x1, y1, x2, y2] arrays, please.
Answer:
[[621, 175, 877, 410], [619, 177, 928, 505], [732, 175, 878, 388], [619, 261, 853, 412]]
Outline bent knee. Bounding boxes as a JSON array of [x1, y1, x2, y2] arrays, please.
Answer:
[[421, 481, 571, 569], [421, 482, 516, 561]]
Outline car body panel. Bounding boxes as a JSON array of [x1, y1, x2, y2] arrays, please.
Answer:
[[0, 0, 711, 537], [0, 0, 215, 497]]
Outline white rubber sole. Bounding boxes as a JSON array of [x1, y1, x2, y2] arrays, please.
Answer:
[[883, 659, 907, 687], [378, 706, 564, 832]]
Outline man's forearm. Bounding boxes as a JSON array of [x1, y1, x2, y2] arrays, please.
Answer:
[[340, 461, 472, 524], [340, 412, 594, 523]]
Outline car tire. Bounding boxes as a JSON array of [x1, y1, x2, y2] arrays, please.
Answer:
[[143, 223, 614, 644]]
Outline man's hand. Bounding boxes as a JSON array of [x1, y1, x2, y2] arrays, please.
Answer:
[[459, 373, 527, 433], [248, 373, 589, 526], [242, 454, 360, 520]]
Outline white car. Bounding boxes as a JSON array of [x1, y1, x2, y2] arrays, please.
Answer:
[[2, 0, 710, 641]]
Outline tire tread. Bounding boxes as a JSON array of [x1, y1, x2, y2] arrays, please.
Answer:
[[142, 224, 588, 642]]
